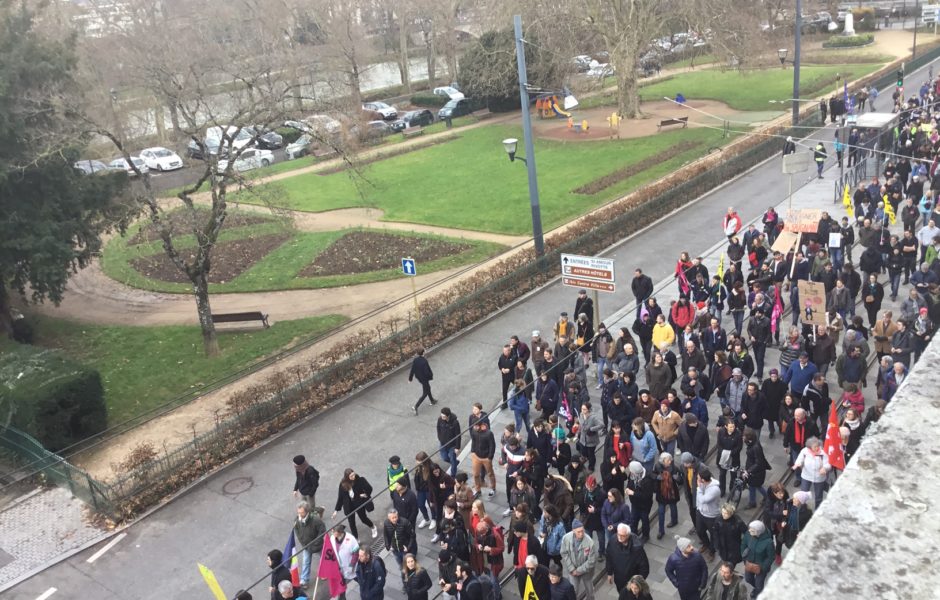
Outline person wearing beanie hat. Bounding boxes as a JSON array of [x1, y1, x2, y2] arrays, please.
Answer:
[[292, 454, 320, 508], [387, 455, 411, 500], [742, 519, 775, 596], [560, 517, 597, 600], [665, 534, 707, 599], [782, 491, 814, 551]]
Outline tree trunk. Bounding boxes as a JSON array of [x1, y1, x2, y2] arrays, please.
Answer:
[[617, 68, 641, 118], [399, 17, 411, 93], [168, 101, 181, 134], [192, 272, 220, 357], [349, 62, 362, 108], [0, 281, 13, 339], [425, 30, 436, 87], [154, 104, 166, 142]]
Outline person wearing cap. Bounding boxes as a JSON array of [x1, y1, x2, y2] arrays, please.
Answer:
[[741, 520, 774, 596], [665, 536, 708, 600], [574, 289, 594, 330], [548, 563, 576, 600], [605, 524, 649, 593], [702, 561, 748, 600], [783, 350, 817, 401], [723, 367, 746, 415], [292, 455, 320, 508], [560, 519, 597, 600], [387, 456, 410, 499], [912, 305, 935, 363]]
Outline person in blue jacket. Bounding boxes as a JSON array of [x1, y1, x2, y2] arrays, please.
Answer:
[[665, 537, 708, 600], [783, 351, 818, 402], [356, 547, 387, 600]]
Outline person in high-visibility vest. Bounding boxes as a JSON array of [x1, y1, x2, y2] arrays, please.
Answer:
[[814, 141, 828, 179]]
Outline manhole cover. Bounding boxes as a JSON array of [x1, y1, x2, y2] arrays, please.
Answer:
[[222, 476, 254, 496]]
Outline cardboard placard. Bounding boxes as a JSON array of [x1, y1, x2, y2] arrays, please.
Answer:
[[797, 280, 828, 327], [771, 231, 800, 254], [784, 209, 822, 233]]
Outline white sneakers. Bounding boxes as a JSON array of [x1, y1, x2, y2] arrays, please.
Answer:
[[487, 489, 495, 498], [502, 508, 512, 516], [371, 526, 378, 539], [427, 519, 436, 530], [417, 517, 427, 528]]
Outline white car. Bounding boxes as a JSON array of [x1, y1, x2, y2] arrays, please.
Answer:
[[216, 148, 274, 174], [362, 101, 398, 120], [108, 156, 150, 176], [139, 147, 184, 172], [433, 86, 465, 101], [286, 134, 313, 160], [206, 125, 254, 151]]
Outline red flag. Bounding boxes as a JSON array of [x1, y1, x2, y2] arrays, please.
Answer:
[[677, 267, 691, 296], [770, 285, 783, 335], [317, 533, 347, 597], [823, 402, 846, 470]]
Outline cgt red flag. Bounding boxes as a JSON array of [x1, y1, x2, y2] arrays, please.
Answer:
[[823, 402, 846, 470]]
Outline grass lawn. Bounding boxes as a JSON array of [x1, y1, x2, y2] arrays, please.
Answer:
[[101, 217, 506, 293], [11, 313, 347, 423], [237, 124, 728, 235], [638, 63, 883, 110]]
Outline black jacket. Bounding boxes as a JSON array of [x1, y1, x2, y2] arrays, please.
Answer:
[[383, 517, 417, 553], [392, 488, 419, 525], [334, 476, 374, 514], [517, 564, 551, 600], [783, 418, 819, 452], [409, 356, 433, 383], [294, 465, 320, 497], [402, 568, 433, 600], [270, 564, 291, 600], [470, 428, 496, 459], [605, 536, 650, 591], [744, 439, 770, 487], [550, 578, 577, 600], [632, 275, 654, 302], [437, 414, 462, 451], [714, 514, 747, 563], [677, 423, 709, 460]]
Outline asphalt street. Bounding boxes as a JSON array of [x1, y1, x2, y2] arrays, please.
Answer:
[[7, 58, 935, 600]]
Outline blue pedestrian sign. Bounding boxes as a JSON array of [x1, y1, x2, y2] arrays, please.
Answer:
[[401, 257, 417, 276]]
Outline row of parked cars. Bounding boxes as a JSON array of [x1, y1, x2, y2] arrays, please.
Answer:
[[74, 146, 184, 176]]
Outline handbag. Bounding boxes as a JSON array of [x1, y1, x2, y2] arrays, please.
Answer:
[[865, 295, 875, 303], [719, 449, 732, 470], [744, 561, 762, 574]]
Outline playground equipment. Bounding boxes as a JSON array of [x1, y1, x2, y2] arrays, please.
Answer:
[[536, 95, 573, 118]]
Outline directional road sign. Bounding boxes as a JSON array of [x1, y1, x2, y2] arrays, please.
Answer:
[[560, 253, 616, 292], [401, 257, 417, 276]]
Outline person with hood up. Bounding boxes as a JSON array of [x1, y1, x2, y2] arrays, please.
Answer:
[[678, 413, 710, 461], [625, 461, 655, 540], [741, 520, 774, 597], [742, 428, 769, 509], [665, 537, 708, 600], [266, 549, 292, 600]]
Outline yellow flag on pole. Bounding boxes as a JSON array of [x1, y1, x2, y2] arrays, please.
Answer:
[[882, 194, 896, 224], [198, 563, 227, 600], [524, 572, 540, 600], [842, 184, 854, 219], [717, 253, 724, 281]]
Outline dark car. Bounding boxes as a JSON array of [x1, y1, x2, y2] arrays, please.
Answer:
[[73, 159, 112, 175], [244, 125, 283, 150], [437, 98, 475, 120], [389, 109, 434, 132], [187, 138, 225, 161]]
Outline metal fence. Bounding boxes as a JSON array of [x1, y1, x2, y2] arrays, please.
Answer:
[[0, 425, 114, 513]]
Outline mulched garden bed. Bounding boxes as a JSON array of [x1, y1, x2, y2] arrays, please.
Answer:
[[300, 231, 474, 277], [573, 140, 702, 195], [129, 210, 270, 244], [130, 233, 291, 283]]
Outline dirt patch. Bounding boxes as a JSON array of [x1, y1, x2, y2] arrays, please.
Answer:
[[130, 233, 291, 283], [129, 210, 271, 245], [573, 140, 703, 195], [317, 135, 459, 175], [300, 231, 474, 277]]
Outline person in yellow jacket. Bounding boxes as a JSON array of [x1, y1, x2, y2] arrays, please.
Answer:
[[651, 314, 676, 349]]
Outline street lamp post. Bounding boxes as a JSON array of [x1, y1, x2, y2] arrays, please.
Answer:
[[793, 0, 802, 126], [510, 14, 545, 257]]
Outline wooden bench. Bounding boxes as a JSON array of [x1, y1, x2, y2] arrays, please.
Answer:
[[657, 116, 689, 131], [472, 108, 493, 120], [401, 127, 425, 139], [211, 311, 269, 328]]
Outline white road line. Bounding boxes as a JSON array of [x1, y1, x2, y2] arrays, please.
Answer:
[[35, 588, 57, 600], [85, 532, 127, 564]]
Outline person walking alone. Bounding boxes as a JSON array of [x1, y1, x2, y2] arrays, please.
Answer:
[[814, 141, 827, 179], [409, 348, 436, 415]]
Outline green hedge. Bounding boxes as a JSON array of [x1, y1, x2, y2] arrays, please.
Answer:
[[0, 344, 107, 451], [410, 92, 448, 108], [823, 33, 874, 48], [275, 127, 304, 145]]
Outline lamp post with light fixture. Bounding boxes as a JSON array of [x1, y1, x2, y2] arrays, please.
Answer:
[[777, 48, 788, 68]]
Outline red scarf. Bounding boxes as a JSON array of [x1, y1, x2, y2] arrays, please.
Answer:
[[794, 421, 805, 447], [516, 537, 528, 568], [613, 433, 631, 466]]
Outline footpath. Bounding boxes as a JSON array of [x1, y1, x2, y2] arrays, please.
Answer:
[[5, 42, 923, 596]]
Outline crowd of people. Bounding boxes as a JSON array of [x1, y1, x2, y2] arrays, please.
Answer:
[[235, 76, 940, 600]]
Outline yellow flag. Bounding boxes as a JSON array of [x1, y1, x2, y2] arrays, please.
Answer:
[[524, 572, 540, 600], [717, 253, 724, 281], [198, 563, 227, 600], [842, 184, 854, 219], [882, 194, 896, 224]]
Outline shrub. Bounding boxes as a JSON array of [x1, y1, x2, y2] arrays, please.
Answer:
[[11, 318, 34, 344], [852, 8, 877, 32], [275, 127, 304, 145], [822, 33, 874, 48], [410, 92, 448, 108], [0, 344, 107, 451]]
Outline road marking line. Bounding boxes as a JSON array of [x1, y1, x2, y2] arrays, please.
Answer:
[[35, 588, 57, 600], [86, 532, 127, 563]]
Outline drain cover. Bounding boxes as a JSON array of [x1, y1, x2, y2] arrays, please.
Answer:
[[222, 476, 254, 496]]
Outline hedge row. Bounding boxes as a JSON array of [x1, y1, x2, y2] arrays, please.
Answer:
[[823, 34, 874, 48], [410, 92, 449, 108]]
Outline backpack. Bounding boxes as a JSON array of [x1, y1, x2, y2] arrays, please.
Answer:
[[476, 573, 502, 600]]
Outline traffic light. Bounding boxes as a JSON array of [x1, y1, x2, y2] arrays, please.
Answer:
[[897, 69, 904, 88]]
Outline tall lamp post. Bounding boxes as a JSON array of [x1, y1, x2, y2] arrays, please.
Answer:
[[504, 14, 545, 257], [792, 0, 802, 126]]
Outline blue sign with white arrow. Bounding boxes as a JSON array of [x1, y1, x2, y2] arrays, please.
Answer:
[[401, 258, 417, 276]]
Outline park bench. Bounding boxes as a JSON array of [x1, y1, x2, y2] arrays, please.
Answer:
[[211, 311, 270, 328], [472, 108, 493, 120], [401, 127, 425, 139], [657, 116, 689, 131]]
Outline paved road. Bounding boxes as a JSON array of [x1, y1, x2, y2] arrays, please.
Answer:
[[7, 59, 935, 600]]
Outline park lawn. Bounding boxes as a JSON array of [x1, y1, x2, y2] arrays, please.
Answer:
[[638, 63, 883, 110], [23, 313, 347, 423], [242, 124, 727, 235], [102, 221, 506, 293]]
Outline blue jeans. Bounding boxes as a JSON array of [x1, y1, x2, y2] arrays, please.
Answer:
[[748, 483, 767, 506], [595, 357, 608, 384], [440, 446, 459, 477], [732, 311, 744, 335], [790, 448, 802, 484], [800, 479, 826, 507], [709, 305, 723, 328], [416, 489, 431, 521], [300, 548, 312, 584], [829, 248, 843, 271], [514, 410, 530, 435], [816, 161, 824, 177], [745, 570, 767, 596], [660, 439, 676, 455], [890, 273, 901, 298], [658, 502, 678, 534]]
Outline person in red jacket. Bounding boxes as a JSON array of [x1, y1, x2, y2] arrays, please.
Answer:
[[723, 206, 743, 240], [670, 296, 696, 338]]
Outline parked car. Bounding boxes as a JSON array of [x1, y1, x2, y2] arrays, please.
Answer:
[[361, 120, 393, 140], [284, 119, 312, 133], [206, 126, 254, 151], [108, 156, 150, 176], [437, 98, 475, 120], [286, 134, 313, 160], [390, 109, 434, 132], [139, 147, 184, 171], [586, 62, 614, 78], [243, 125, 283, 149], [187, 138, 224, 160], [572, 55, 593, 73], [433, 86, 464, 101], [362, 101, 398, 120], [73, 159, 111, 175], [306, 114, 343, 136], [216, 148, 274, 174]]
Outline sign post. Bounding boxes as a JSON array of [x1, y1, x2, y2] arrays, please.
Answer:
[[402, 257, 422, 338], [782, 151, 812, 211], [561, 253, 616, 323]]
